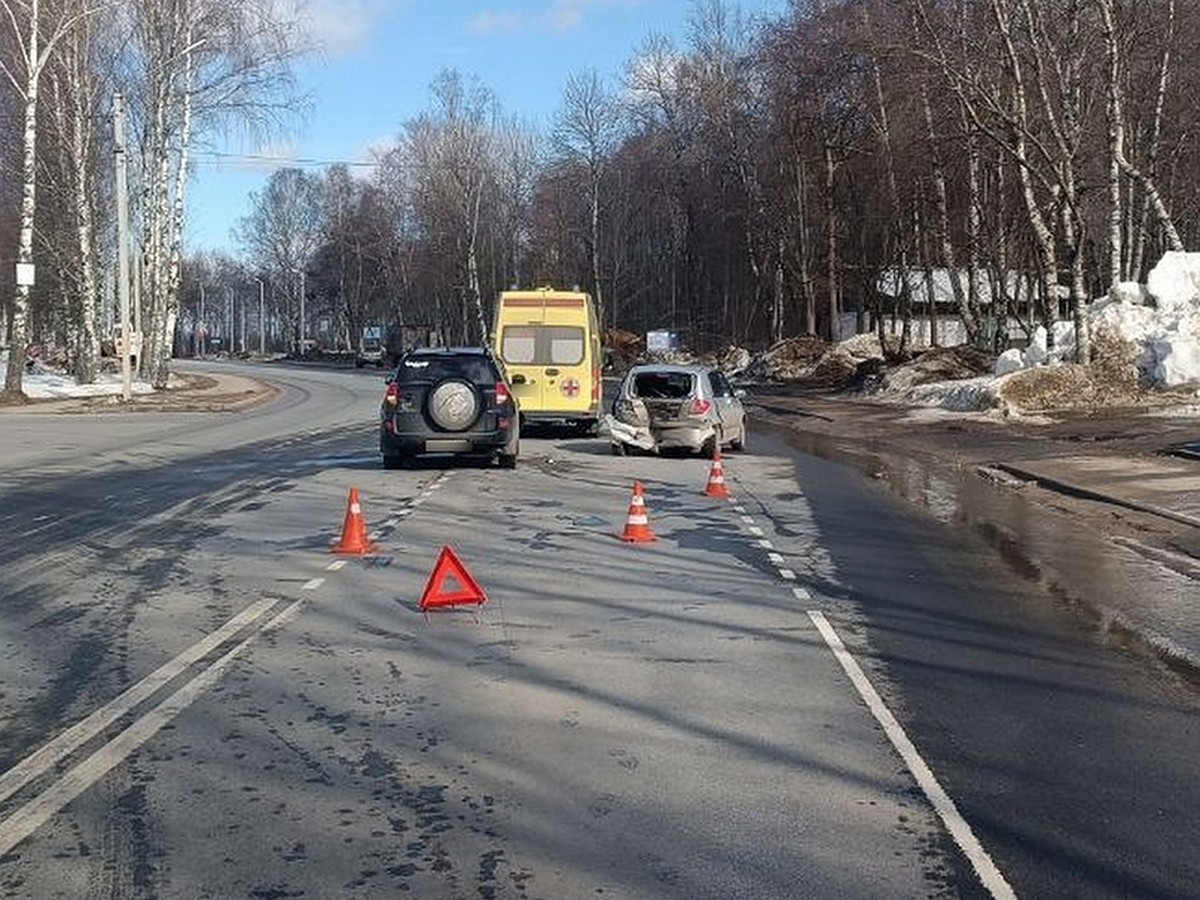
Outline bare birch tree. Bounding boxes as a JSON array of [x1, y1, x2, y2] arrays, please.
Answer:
[[493, 117, 541, 297], [689, 0, 773, 342], [235, 167, 324, 351], [552, 68, 621, 330], [127, 0, 303, 388], [1096, 0, 1182, 287], [44, 7, 110, 383], [405, 69, 498, 344], [0, 0, 103, 399]]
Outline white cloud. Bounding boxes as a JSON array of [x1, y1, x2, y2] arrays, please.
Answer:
[[469, 11, 522, 34], [298, 0, 397, 57], [546, 0, 585, 32], [470, 0, 640, 37]]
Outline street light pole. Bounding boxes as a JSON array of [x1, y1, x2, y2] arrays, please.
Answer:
[[199, 283, 206, 356], [299, 269, 306, 350], [258, 278, 266, 356]]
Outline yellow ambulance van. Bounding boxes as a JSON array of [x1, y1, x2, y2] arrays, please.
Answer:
[[492, 287, 602, 433]]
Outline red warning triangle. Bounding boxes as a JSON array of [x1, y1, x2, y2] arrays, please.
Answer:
[[418, 545, 488, 610]]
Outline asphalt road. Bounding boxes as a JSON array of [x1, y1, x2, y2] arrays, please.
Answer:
[[0, 362, 1196, 899]]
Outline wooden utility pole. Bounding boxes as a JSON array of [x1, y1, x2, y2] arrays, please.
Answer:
[[114, 92, 132, 401]]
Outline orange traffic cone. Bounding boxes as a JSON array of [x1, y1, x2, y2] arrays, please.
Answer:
[[618, 482, 656, 543], [331, 487, 378, 555], [703, 450, 732, 499]]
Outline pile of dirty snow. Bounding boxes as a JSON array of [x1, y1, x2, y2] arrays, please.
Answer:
[[995, 251, 1200, 390], [885, 251, 1200, 415], [742, 336, 832, 381]]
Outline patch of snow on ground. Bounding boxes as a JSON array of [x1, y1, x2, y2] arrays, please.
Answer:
[[0, 351, 154, 399], [905, 375, 1002, 412]]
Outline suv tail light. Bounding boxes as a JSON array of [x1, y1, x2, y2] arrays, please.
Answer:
[[384, 382, 399, 406], [495, 381, 510, 406], [689, 397, 712, 416]]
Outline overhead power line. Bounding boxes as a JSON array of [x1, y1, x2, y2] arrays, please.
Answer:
[[193, 150, 380, 168]]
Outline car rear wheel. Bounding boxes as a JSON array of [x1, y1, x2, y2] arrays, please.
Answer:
[[730, 423, 746, 451], [700, 435, 718, 459], [427, 379, 480, 431]]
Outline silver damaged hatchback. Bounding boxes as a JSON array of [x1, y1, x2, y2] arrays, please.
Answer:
[[607, 363, 747, 458]]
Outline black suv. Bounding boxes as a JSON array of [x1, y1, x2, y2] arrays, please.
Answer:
[[379, 347, 520, 469]]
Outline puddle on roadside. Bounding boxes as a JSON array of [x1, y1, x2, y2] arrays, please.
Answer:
[[775, 425, 1200, 681]]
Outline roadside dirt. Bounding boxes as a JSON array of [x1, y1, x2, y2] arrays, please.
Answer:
[[80, 373, 280, 413]]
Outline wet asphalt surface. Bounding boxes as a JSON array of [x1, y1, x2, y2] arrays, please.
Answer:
[[0, 362, 1197, 898]]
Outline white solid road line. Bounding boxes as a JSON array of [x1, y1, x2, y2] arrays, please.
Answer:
[[807, 610, 1019, 900], [0, 597, 281, 807], [0, 598, 306, 858]]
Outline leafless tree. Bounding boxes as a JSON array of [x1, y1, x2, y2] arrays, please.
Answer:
[[552, 68, 621, 329], [127, 0, 303, 387], [42, 6, 113, 383], [0, 0, 104, 399], [493, 116, 542, 299], [235, 167, 324, 351], [409, 70, 500, 343], [1096, 0, 1182, 290]]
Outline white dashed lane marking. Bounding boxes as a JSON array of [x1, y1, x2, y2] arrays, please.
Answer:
[[718, 478, 1016, 899], [808, 611, 1019, 900]]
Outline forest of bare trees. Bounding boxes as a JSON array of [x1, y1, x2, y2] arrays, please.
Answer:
[[0, 0, 302, 398], [2, 0, 1197, 398]]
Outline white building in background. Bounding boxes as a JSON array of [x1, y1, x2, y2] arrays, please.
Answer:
[[864, 267, 1046, 348]]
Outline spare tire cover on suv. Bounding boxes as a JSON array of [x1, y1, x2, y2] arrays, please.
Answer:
[[428, 378, 481, 431]]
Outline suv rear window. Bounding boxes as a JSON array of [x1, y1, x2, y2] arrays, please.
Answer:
[[396, 355, 496, 384], [631, 371, 694, 399]]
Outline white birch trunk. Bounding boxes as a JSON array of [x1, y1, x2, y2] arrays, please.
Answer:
[[991, 0, 1059, 347], [1132, 0, 1173, 279], [823, 141, 840, 342], [793, 152, 815, 335], [1097, 0, 1182, 255], [1102, 0, 1123, 287], [3, 4, 39, 398], [156, 34, 196, 388], [921, 84, 976, 342]]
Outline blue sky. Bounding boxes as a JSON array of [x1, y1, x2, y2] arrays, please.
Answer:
[[185, 0, 785, 257]]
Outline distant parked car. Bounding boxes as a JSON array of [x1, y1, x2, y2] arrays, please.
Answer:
[[355, 326, 386, 368], [607, 363, 747, 458], [379, 347, 520, 469]]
